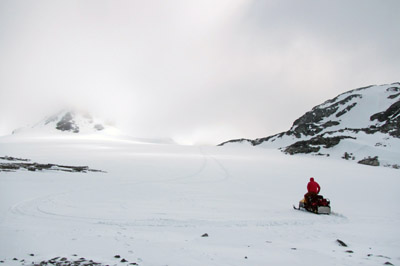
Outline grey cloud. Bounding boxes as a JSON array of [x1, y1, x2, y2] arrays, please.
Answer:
[[0, 0, 399, 144]]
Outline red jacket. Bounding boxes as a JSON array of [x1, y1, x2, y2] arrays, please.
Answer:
[[307, 178, 320, 194]]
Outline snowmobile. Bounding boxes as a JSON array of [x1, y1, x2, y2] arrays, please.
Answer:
[[294, 195, 331, 214]]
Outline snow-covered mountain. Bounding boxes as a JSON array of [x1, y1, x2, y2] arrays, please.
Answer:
[[10, 110, 176, 144], [220, 82, 400, 169], [12, 110, 111, 135]]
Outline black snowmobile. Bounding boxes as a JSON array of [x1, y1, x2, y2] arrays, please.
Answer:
[[294, 194, 331, 214]]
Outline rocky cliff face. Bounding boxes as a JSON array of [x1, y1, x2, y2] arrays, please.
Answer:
[[220, 82, 400, 169]]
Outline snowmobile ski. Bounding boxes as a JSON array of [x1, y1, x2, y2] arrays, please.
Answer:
[[293, 204, 331, 215], [293, 203, 331, 215]]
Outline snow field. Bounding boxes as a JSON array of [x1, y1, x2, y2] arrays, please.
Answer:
[[0, 136, 399, 266]]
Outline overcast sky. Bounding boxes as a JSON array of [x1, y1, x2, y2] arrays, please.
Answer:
[[0, 0, 399, 144]]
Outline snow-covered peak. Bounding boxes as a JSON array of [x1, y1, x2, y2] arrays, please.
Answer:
[[9, 110, 177, 145], [37, 110, 107, 134], [12, 110, 116, 136], [220, 82, 400, 169]]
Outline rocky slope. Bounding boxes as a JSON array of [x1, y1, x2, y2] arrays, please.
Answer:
[[220, 82, 400, 169]]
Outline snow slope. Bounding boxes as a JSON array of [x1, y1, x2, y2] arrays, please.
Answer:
[[0, 134, 399, 266], [221, 83, 400, 169]]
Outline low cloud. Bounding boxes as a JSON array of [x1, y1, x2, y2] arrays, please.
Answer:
[[0, 0, 399, 144]]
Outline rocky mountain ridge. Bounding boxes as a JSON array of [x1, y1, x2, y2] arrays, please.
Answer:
[[220, 82, 400, 169]]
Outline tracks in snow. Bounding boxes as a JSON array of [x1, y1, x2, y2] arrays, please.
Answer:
[[7, 148, 346, 229]]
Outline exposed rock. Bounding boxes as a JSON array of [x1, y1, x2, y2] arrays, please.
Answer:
[[219, 133, 286, 146], [218, 138, 253, 146], [0, 156, 105, 173], [336, 239, 348, 247], [290, 94, 362, 138], [56, 112, 79, 133], [284, 136, 355, 155], [342, 152, 351, 160], [0, 156, 30, 162], [26, 255, 110, 266], [370, 100, 400, 123], [369, 100, 400, 138], [284, 141, 321, 155], [322, 121, 340, 128], [94, 124, 105, 131], [336, 102, 357, 117], [387, 86, 400, 92], [388, 93, 400, 99], [358, 156, 380, 167]]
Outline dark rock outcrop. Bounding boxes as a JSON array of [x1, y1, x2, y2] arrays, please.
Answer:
[[369, 100, 400, 138], [336, 239, 348, 247], [218, 138, 253, 146], [358, 156, 380, 166], [289, 94, 362, 138], [0, 156, 105, 173], [56, 112, 80, 133], [0, 156, 30, 162], [284, 135, 355, 155], [370, 100, 400, 123]]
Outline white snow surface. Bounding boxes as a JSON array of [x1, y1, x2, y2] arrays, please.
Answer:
[[0, 133, 399, 266]]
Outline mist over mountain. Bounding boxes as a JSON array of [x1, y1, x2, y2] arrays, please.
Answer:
[[220, 82, 400, 169], [12, 110, 111, 135], [9, 109, 177, 145]]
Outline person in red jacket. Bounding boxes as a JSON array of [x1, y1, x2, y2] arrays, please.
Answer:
[[307, 177, 320, 194], [304, 177, 321, 208]]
